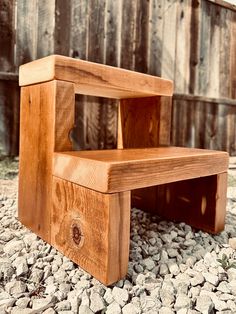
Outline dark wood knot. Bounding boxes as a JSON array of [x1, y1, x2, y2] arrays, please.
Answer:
[[71, 222, 82, 246]]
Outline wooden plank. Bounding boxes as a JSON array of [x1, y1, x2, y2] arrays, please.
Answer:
[[155, 172, 227, 234], [161, 0, 177, 81], [19, 55, 173, 98], [54, 0, 71, 56], [18, 80, 74, 242], [0, 0, 15, 72], [0, 80, 20, 156], [51, 176, 130, 285], [120, 0, 136, 70], [174, 0, 191, 93], [207, 0, 236, 12], [118, 96, 172, 148], [230, 12, 236, 99], [134, 0, 149, 73], [16, 0, 39, 66], [148, 0, 164, 76], [208, 3, 220, 97], [37, 0, 55, 58], [53, 147, 228, 193], [219, 8, 231, 98], [198, 0, 211, 95], [189, 0, 201, 94], [174, 93, 236, 106]]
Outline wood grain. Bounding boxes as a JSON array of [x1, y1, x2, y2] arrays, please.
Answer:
[[153, 172, 227, 234], [19, 55, 173, 98], [51, 176, 130, 285], [18, 80, 74, 242], [118, 96, 172, 148], [53, 147, 228, 193]]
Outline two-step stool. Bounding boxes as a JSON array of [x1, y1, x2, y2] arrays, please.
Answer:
[[18, 55, 229, 285]]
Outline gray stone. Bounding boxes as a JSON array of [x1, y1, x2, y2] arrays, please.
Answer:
[[0, 260, 14, 280], [13, 257, 28, 277], [159, 263, 169, 276], [54, 269, 67, 283], [175, 295, 191, 311], [106, 302, 121, 314], [195, 295, 214, 313], [140, 294, 159, 311], [168, 262, 180, 276], [112, 287, 128, 307], [142, 257, 155, 271], [30, 269, 44, 284]]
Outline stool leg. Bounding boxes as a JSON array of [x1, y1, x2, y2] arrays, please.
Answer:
[[51, 176, 131, 285], [155, 173, 227, 234]]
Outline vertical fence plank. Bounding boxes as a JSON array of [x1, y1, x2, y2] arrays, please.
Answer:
[[0, 0, 19, 156], [16, 0, 39, 66], [54, 0, 71, 56], [37, 0, 55, 58], [161, 0, 177, 81], [174, 0, 191, 93], [148, 0, 164, 76]]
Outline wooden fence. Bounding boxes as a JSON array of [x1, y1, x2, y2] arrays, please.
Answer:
[[0, 0, 236, 156]]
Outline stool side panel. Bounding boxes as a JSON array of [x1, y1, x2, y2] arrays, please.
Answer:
[[51, 176, 131, 285]]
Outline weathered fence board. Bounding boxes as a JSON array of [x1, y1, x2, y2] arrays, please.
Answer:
[[0, 0, 236, 156]]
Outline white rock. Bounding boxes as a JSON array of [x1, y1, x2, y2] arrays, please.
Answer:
[[104, 288, 114, 304], [195, 295, 214, 313], [10, 308, 33, 314], [174, 295, 191, 311], [214, 298, 228, 311], [106, 301, 121, 314], [55, 300, 71, 311], [202, 272, 219, 286], [3, 240, 25, 256], [159, 307, 174, 314], [229, 237, 236, 249], [190, 272, 205, 286], [5, 280, 26, 295], [30, 269, 44, 284], [13, 257, 28, 277], [15, 297, 30, 309], [78, 305, 93, 314], [42, 309, 56, 314], [32, 296, 56, 310], [142, 257, 155, 270], [90, 292, 105, 312], [0, 298, 15, 308], [0, 260, 14, 279], [122, 303, 140, 314], [159, 263, 169, 276], [140, 294, 158, 311], [168, 262, 180, 276], [23, 233, 38, 246], [112, 287, 128, 307], [217, 281, 231, 293]]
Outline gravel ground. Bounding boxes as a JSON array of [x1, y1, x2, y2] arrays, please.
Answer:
[[0, 158, 236, 313]]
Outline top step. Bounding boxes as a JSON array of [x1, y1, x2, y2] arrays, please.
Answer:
[[53, 147, 229, 193], [19, 55, 173, 99]]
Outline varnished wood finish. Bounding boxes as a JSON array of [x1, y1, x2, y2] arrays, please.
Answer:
[[18, 80, 74, 242], [53, 147, 228, 193], [152, 173, 228, 234], [52, 176, 130, 285], [19, 55, 173, 98], [118, 96, 172, 148]]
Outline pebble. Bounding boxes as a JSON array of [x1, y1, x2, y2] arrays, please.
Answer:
[[122, 303, 140, 314], [195, 295, 214, 313], [203, 272, 219, 286], [3, 240, 25, 256], [229, 237, 236, 249], [90, 292, 105, 312], [112, 287, 128, 307], [78, 305, 93, 314], [106, 302, 121, 314]]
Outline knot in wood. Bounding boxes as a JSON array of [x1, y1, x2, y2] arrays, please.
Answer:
[[71, 222, 82, 246]]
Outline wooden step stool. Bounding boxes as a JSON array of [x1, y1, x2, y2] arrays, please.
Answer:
[[18, 55, 229, 285]]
